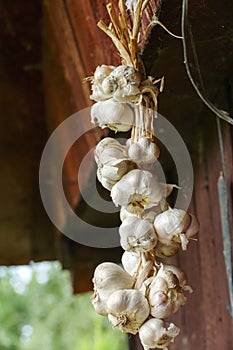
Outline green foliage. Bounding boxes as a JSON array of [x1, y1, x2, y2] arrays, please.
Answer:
[[0, 262, 127, 350]]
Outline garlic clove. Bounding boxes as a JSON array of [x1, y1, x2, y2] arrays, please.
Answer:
[[106, 289, 150, 334], [121, 251, 141, 276], [91, 99, 134, 132], [119, 216, 157, 252], [92, 262, 134, 292], [111, 169, 165, 214], [139, 318, 180, 350]]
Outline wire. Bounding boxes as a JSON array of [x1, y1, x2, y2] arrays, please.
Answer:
[[181, 0, 233, 125]]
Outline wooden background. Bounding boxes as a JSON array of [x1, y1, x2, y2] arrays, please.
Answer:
[[0, 0, 233, 349]]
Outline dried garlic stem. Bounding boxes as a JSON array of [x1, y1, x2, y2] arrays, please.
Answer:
[[97, 20, 132, 66]]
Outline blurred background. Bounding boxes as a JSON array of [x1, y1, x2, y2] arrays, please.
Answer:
[[0, 0, 233, 349]]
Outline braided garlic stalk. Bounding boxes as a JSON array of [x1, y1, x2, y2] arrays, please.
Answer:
[[88, 1, 199, 349]]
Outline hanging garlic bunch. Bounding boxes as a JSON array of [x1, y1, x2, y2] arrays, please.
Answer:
[[88, 1, 199, 349]]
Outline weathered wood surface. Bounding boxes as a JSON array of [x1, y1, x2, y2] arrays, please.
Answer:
[[0, 1, 57, 265]]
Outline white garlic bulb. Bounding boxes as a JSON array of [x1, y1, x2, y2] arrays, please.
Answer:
[[119, 216, 157, 252], [91, 262, 135, 316], [121, 251, 140, 276], [95, 138, 136, 190], [128, 137, 160, 167], [111, 169, 165, 214], [90, 65, 141, 103], [91, 99, 134, 132], [154, 208, 197, 250], [95, 137, 128, 165], [92, 262, 134, 292], [107, 289, 150, 334], [139, 318, 180, 350], [148, 266, 187, 318], [110, 65, 141, 103]]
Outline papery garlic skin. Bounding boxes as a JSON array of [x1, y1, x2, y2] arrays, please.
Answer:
[[91, 99, 134, 132], [120, 206, 161, 223], [119, 216, 157, 252], [91, 289, 112, 316], [148, 266, 187, 318], [154, 208, 196, 250], [91, 65, 141, 103], [121, 251, 141, 276], [95, 138, 128, 165], [128, 137, 160, 167], [91, 65, 116, 101], [107, 289, 150, 334], [92, 262, 134, 292], [95, 138, 136, 190], [139, 318, 180, 350], [91, 262, 135, 316], [111, 169, 165, 214]]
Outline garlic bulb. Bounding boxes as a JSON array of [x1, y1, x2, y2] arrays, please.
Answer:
[[139, 318, 180, 350], [91, 65, 141, 103], [91, 99, 134, 132], [95, 137, 128, 165], [92, 262, 134, 292], [154, 207, 198, 250], [111, 169, 165, 214], [128, 137, 160, 167], [148, 266, 187, 318], [119, 216, 157, 252], [91, 262, 135, 316], [107, 289, 150, 334], [95, 138, 136, 190], [121, 251, 141, 276]]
